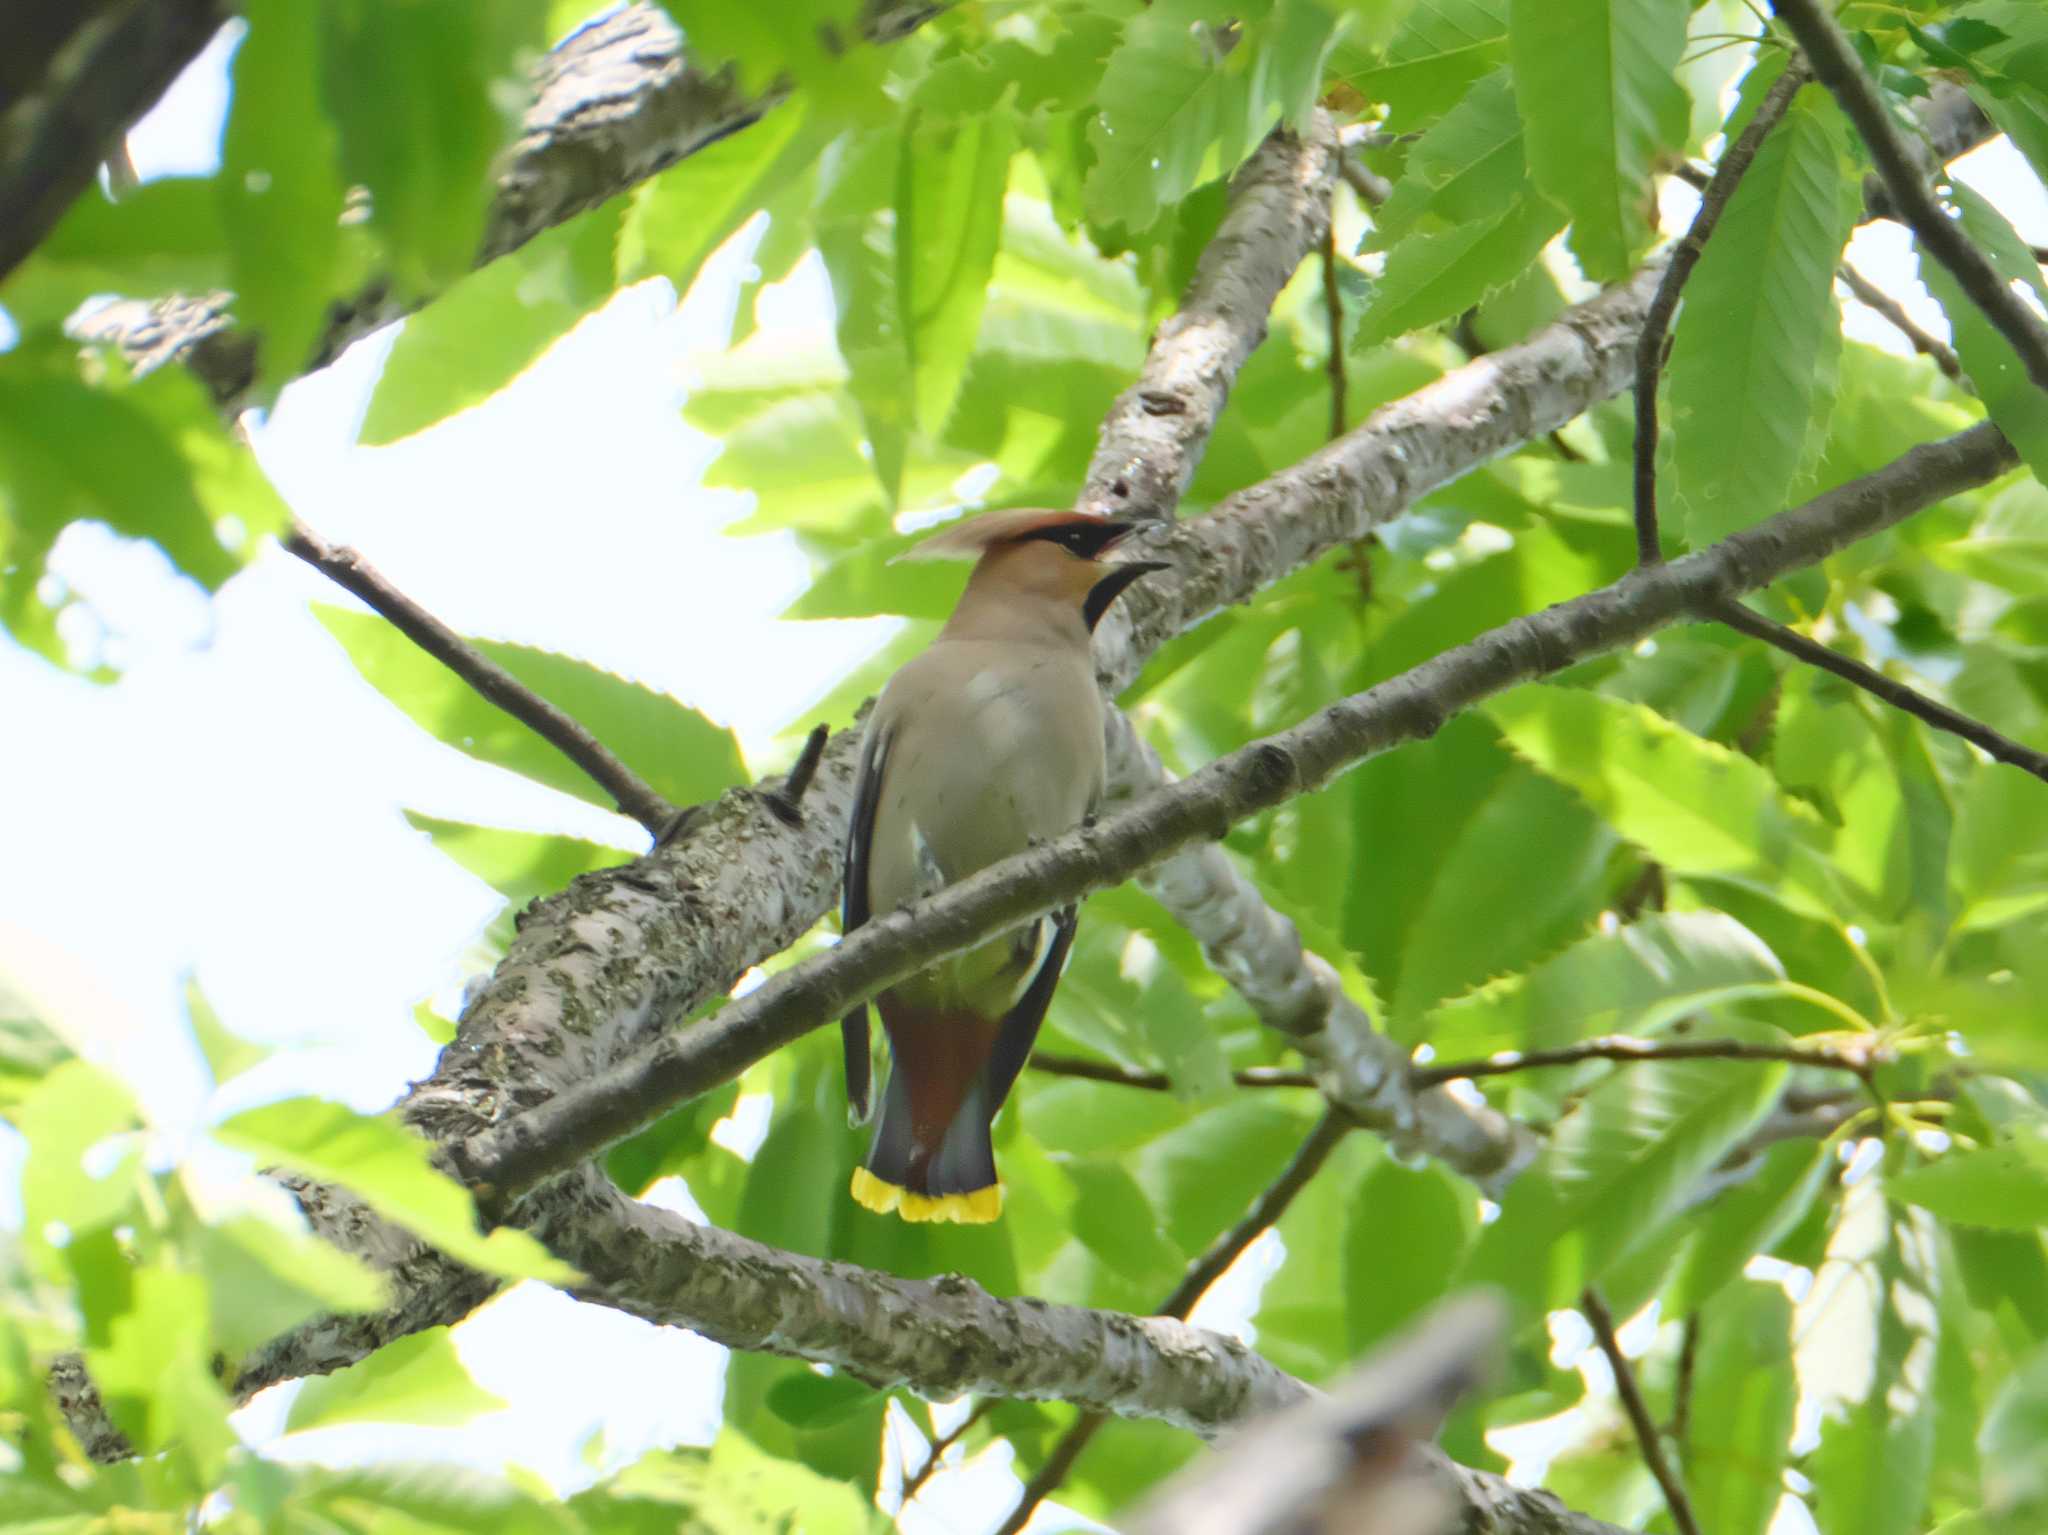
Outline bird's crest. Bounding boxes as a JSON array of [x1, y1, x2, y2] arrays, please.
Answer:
[[896, 508, 1124, 562]]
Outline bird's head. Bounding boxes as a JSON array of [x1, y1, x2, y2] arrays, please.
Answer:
[[901, 508, 1171, 632]]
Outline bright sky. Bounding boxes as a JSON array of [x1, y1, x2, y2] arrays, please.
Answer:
[[3, 16, 2045, 1534]]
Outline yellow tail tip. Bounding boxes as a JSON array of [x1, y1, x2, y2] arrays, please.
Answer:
[[849, 1168, 1002, 1224]]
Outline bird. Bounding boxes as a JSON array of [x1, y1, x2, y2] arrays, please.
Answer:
[[840, 508, 1168, 1223]]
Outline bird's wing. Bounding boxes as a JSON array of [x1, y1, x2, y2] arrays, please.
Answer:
[[981, 904, 1078, 1115], [840, 722, 891, 1122]]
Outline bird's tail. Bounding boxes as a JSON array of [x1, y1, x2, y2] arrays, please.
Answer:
[[850, 1037, 1002, 1224]]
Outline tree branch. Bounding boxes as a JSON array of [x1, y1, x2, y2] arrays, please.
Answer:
[[1708, 596, 2048, 783], [76, 3, 948, 408], [1413, 1033, 1881, 1088], [1772, 0, 2048, 395], [1634, 56, 1811, 564], [0, 0, 227, 283], [1028, 1052, 1315, 1092], [1837, 261, 1964, 383], [283, 518, 679, 834], [1582, 1287, 1701, 1535], [455, 421, 2018, 1202], [1078, 112, 1338, 522]]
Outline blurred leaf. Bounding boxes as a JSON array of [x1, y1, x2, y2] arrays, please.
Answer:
[[288, 1326, 506, 1432], [1465, 1053, 1786, 1316], [1890, 1136, 2048, 1231], [188, 1214, 387, 1360], [898, 107, 1015, 435], [1918, 182, 2048, 486], [361, 198, 627, 444], [222, 0, 350, 396], [1486, 685, 1840, 918], [1686, 1281, 1796, 1535], [316, 606, 746, 813], [659, 0, 871, 97], [16, 1062, 142, 1278], [184, 979, 268, 1090], [318, 2, 548, 296], [1800, 1183, 1941, 1535], [1060, 1158, 1182, 1294], [0, 991, 74, 1110], [606, 1079, 742, 1198], [1509, 0, 1688, 280], [1668, 87, 1855, 550], [1666, 1140, 1830, 1315], [86, 1263, 238, 1488], [620, 101, 822, 289], [406, 813, 630, 910], [1344, 1157, 1475, 1353], [0, 177, 230, 330], [1982, 1339, 2048, 1520], [1428, 910, 1784, 1060], [215, 1098, 579, 1285]]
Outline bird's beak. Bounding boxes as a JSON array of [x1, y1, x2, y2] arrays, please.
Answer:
[[1082, 558, 1170, 631]]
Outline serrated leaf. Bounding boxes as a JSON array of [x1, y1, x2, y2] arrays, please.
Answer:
[[1890, 1137, 2048, 1231], [1485, 685, 1840, 918], [1464, 1053, 1787, 1315], [1800, 1182, 1941, 1535], [222, 0, 349, 397], [360, 198, 625, 444], [406, 814, 630, 910], [1510, 0, 1688, 280], [898, 107, 1015, 435], [315, 606, 745, 814], [1358, 0, 1510, 127], [214, 1098, 579, 1285], [1353, 188, 1565, 348], [1687, 1281, 1796, 1535], [1370, 68, 1527, 246], [1390, 766, 1616, 1034], [287, 1326, 506, 1432], [1668, 87, 1855, 550], [1917, 182, 2048, 486], [1428, 910, 1784, 1059]]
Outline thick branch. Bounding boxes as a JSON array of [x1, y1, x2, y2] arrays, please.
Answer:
[[1079, 113, 1338, 522], [0, 0, 227, 283], [284, 519, 678, 833], [458, 422, 2017, 1200], [79, 3, 945, 407], [1710, 597, 2048, 781], [1634, 57, 1811, 564], [1773, 0, 2048, 395]]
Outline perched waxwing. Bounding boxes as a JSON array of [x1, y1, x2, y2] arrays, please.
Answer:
[[841, 509, 1169, 1223]]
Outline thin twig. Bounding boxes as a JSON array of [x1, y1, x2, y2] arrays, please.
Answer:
[[1837, 261, 1964, 381], [1773, 0, 2048, 394], [1322, 225, 1349, 440], [283, 518, 678, 833], [897, 1399, 993, 1511], [1028, 1052, 1317, 1091], [992, 1111, 1352, 1535], [1582, 1287, 1703, 1535], [1709, 597, 2048, 783], [1413, 1034, 1880, 1089], [1635, 56, 1813, 565], [1671, 1312, 1700, 1464]]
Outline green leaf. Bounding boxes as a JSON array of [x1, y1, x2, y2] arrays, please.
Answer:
[[1800, 1183, 1941, 1535], [222, 0, 350, 396], [619, 100, 822, 290], [1358, 0, 1510, 126], [0, 994, 74, 1110], [1085, 0, 1334, 234], [1353, 189, 1566, 348], [1667, 86, 1856, 550], [16, 1062, 143, 1279], [1686, 1281, 1796, 1535], [1370, 68, 1528, 246], [184, 979, 268, 1090], [1486, 684, 1840, 918], [1060, 1158, 1183, 1295], [1982, 1339, 2048, 1519], [1890, 1136, 2048, 1231], [1918, 182, 2048, 486], [0, 177, 230, 331], [315, 606, 745, 814], [405, 814, 630, 910], [1429, 910, 1785, 1059], [1464, 1053, 1787, 1316], [287, 1326, 507, 1432], [1666, 1140, 1830, 1314], [86, 1264, 239, 1488], [657, 0, 870, 97], [187, 1215, 387, 1360], [360, 198, 626, 444], [214, 1098, 579, 1285], [1390, 766, 1616, 1034], [1510, 0, 1688, 280], [318, 2, 547, 296], [1344, 1158, 1475, 1354], [898, 107, 1015, 435]]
